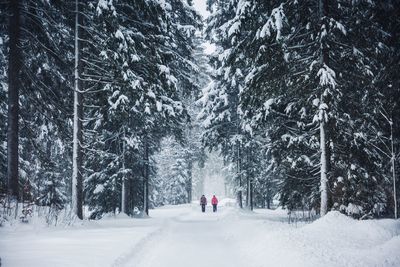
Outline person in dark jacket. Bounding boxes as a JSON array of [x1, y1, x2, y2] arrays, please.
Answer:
[[200, 195, 207, 212]]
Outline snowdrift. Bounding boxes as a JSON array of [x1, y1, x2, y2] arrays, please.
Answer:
[[226, 209, 400, 267]]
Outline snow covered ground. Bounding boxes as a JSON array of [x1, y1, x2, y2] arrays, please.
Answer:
[[1, 202, 399, 267]]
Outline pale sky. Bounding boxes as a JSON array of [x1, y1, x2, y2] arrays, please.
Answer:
[[193, 0, 210, 19], [192, 0, 215, 55]]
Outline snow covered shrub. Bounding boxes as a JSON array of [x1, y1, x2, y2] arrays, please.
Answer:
[[339, 203, 364, 219]]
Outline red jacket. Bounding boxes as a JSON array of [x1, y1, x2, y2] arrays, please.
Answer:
[[211, 196, 218, 205]]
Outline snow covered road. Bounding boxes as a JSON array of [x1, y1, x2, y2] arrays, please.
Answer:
[[1, 203, 400, 267], [121, 205, 246, 267]]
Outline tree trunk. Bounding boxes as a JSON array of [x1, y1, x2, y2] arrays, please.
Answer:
[[143, 135, 149, 216], [320, 120, 328, 215], [237, 142, 243, 208], [246, 175, 250, 207], [266, 181, 271, 209], [129, 177, 135, 215], [390, 117, 397, 219], [249, 148, 253, 211], [246, 148, 253, 210], [72, 0, 83, 220], [187, 160, 193, 203], [249, 177, 253, 211], [7, 0, 21, 200], [121, 129, 127, 214], [245, 149, 248, 207], [319, 0, 330, 216]]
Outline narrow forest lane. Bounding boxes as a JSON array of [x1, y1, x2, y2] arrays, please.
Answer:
[[1, 204, 399, 267], [116, 204, 400, 267], [120, 205, 246, 267]]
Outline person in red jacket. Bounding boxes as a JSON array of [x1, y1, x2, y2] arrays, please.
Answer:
[[200, 195, 207, 212], [211, 195, 218, 212]]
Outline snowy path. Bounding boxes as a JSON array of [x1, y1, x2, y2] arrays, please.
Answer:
[[121, 205, 245, 267], [1, 203, 400, 267]]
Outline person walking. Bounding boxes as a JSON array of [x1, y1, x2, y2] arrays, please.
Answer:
[[211, 195, 218, 212], [200, 195, 207, 212]]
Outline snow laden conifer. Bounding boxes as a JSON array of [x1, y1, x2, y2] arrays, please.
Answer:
[[0, 1, 74, 218], [1, 0, 398, 222], [83, 0, 200, 217], [155, 141, 193, 206], [199, 0, 251, 208], [203, 0, 399, 217], [151, 0, 205, 208], [201, 0, 281, 210]]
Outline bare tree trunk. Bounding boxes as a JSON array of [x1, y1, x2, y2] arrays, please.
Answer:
[[390, 118, 397, 219], [129, 177, 134, 215], [266, 179, 271, 209], [143, 135, 149, 216], [187, 160, 193, 203], [237, 142, 243, 208], [320, 119, 328, 215], [249, 176, 253, 211], [246, 149, 249, 208], [72, 0, 83, 220], [319, 0, 330, 216], [249, 147, 254, 211], [7, 0, 21, 200], [245, 148, 253, 210], [121, 129, 127, 214], [246, 174, 250, 207]]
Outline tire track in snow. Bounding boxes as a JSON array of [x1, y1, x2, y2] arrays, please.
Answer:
[[111, 218, 172, 267], [131, 207, 246, 267]]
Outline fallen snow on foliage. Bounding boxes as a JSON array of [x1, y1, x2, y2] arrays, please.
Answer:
[[0, 205, 399, 267]]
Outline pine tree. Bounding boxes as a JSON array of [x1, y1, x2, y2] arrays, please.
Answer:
[[200, 0, 250, 208], [83, 0, 200, 217], [204, 0, 398, 217]]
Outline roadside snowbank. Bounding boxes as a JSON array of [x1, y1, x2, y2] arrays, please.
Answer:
[[224, 209, 400, 267], [0, 215, 160, 267]]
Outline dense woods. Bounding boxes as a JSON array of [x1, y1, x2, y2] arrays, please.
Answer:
[[201, 0, 400, 218], [1, 0, 202, 220], [0, 0, 399, 221]]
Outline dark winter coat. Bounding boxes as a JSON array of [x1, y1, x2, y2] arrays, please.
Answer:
[[200, 196, 207, 205]]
